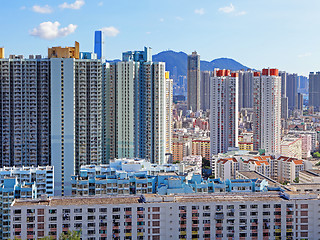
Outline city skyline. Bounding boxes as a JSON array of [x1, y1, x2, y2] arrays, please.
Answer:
[[1, 0, 320, 76]]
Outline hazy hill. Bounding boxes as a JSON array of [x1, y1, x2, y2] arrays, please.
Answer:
[[152, 50, 251, 76]]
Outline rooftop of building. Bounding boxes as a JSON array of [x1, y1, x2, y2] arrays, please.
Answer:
[[237, 170, 291, 191], [13, 192, 310, 207], [299, 169, 320, 177]]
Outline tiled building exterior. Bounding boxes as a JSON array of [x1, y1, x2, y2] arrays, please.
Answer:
[[210, 70, 239, 155], [10, 192, 320, 240]]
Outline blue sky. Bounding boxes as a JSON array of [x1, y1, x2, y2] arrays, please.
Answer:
[[1, 0, 320, 76]]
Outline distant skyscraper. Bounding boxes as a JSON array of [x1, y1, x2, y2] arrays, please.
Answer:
[[238, 70, 254, 109], [297, 93, 303, 111], [210, 70, 239, 155], [281, 97, 288, 119], [165, 72, 173, 154], [0, 54, 50, 168], [279, 71, 288, 119], [309, 72, 320, 111], [253, 69, 281, 155], [286, 73, 298, 110], [279, 71, 287, 98], [187, 51, 200, 112], [107, 47, 167, 164], [94, 30, 103, 59], [200, 71, 211, 111]]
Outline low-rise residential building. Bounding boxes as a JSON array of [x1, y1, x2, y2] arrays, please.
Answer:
[[0, 178, 37, 239], [212, 152, 308, 184], [276, 156, 305, 183], [11, 191, 320, 240], [172, 141, 190, 163], [286, 183, 320, 193], [238, 142, 254, 151], [0, 166, 54, 239], [215, 158, 240, 180], [299, 170, 320, 183], [0, 166, 54, 198], [191, 139, 210, 160], [288, 130, 318, 152], [182, 155, 202, 175], [280, 137, 303, 159], [71, 162, 267, 197]]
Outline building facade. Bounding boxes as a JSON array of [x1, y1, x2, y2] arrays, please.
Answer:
[[187, 51, 200, 112], [253, 69, 281, 155], [165, 72, 173, 154], [238, 69, 254, 109], [286, 73, 298, 110], [50, 54, 104, 196], [107, 47, 167, 165], [200, 71, 211, 111], [11, 192, 320, 240], [0, 55, 50, 167], [210, 70, 239, 155], [309, 72, 320, 111]]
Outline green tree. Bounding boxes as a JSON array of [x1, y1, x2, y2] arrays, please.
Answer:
[[202, 158, 210, 168], [294, 177, 299, 183], [59, 230, 81, 240], [313, 152, 320, 158]]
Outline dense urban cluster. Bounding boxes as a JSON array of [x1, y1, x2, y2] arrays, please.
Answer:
[[0, 30, 320, 240]]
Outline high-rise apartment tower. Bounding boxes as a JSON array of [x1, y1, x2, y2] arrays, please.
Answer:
[[187, 51, 200, 112], [253, 69, 281, 155], [210, 70, 239, 155]]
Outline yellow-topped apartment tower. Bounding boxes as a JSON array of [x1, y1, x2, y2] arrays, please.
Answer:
[[48, 41, 79, 59]]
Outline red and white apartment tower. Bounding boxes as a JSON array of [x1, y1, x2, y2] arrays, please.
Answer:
[[210, 70, 239, 155], [253, 68, 281, 155]]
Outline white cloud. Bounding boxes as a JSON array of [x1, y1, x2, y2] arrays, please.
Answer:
[[176, 16, 184, 21], [219, 3, 235, 13], [98, 1, 103, 6], [298, 52, 312, 58], [20, 6, 26, 10], [160, 18, 164, 22], [32, 5, 53, 14], [146, 32, 151, 35], [30, 21, 77, 40], [195, 8, 205, 15], [101, 26, 120, 37], [59, 0, 85, 10], [236, 11, 247, 16]]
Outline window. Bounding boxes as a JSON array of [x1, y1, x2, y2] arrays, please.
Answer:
[[14, 210, 21, 215], [62, 209, 70, 214], [152, 207, 160, 212], [74, 223, 82, 228], [38, 224, 44, 229], [100, 208, 107, 213], [37, 209, 44, 215], [49, 209, 57, 214], [152, 221, 160, 226], [88, 208, 96, 213], [301, 211, 308, 216], [74, 208, 82, 213], [152, 214, 160, 219]]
